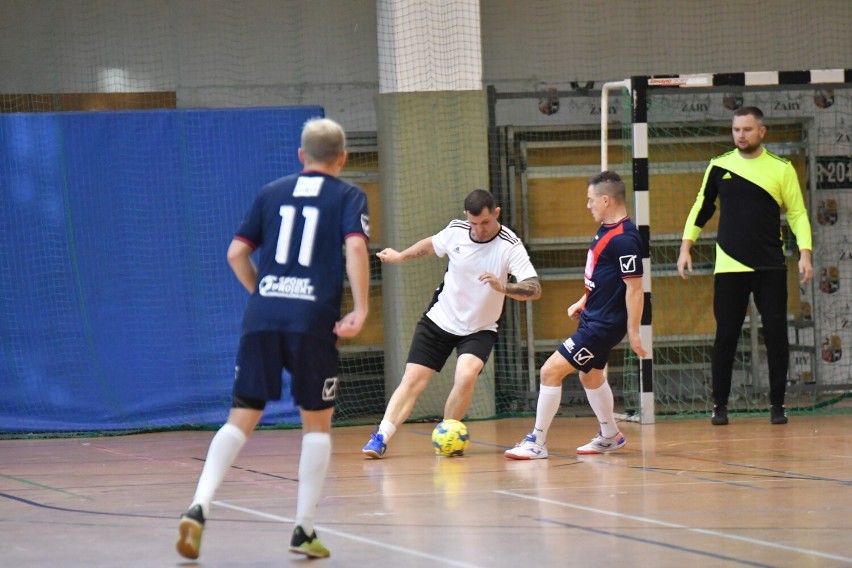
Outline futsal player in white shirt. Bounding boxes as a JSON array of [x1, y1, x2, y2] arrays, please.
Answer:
[[362, 189, 541, 458]]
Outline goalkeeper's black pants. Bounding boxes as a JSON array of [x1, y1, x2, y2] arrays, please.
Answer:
[[711, 270, 789, 407]]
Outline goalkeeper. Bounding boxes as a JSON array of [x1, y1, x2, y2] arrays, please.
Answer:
[[677, 106, 813, 426]]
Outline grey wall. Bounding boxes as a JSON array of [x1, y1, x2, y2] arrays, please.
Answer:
[[2, 0, 850, 132]]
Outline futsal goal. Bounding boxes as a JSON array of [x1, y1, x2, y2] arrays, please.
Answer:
[[487, 69, 852, 424]]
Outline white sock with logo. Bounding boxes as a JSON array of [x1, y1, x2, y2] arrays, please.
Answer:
[[532, 384, 562, 446], [584, 381, 618, 438]]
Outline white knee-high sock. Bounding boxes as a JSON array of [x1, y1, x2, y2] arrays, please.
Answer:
[[377, 419, 397, 442], [584, 381, 618, 438], [532, 384, 562, 446], [295, 432, 331, 536], [191, 423, 247, 517]]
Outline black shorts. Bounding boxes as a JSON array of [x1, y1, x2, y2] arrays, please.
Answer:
[[406, 316, 498, 372], [233, 331, 340, 411]]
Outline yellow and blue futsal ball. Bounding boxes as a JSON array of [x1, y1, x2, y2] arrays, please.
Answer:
[[431, 419, 469, 457]]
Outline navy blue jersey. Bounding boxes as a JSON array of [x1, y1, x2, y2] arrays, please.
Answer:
[[580, 217, 643, 339], [235, 171, 369, 342]]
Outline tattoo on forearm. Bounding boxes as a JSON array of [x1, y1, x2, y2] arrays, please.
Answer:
[[504, 278, 541, 298]]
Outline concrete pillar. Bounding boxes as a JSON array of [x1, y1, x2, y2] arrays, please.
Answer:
[[375, 0, 493, 418]]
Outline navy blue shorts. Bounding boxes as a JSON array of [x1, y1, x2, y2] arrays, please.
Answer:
[[556, 324, 623, 373], [234, 331, 339, 411], [406, 316, 497, 372]]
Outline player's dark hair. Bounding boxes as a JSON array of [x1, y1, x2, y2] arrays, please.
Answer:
[[734, 106, 764, 124], [464, 189, 496, 215], [588, 170, 626, 203]]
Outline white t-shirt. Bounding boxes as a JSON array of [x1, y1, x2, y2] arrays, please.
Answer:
[[426, 220, 537, 335]]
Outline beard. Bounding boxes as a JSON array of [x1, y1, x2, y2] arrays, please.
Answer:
[[736, 140, 761, 155]]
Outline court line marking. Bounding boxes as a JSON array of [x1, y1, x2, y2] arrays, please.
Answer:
[[536, 517, 773, 568], [214, 500, 485, 568], [495, 490, 852, 564], [0, 473, 93, 500], [722, 462, 852, 486]]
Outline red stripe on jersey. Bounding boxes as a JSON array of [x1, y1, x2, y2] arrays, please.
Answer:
[[586, 221, 626, 279]]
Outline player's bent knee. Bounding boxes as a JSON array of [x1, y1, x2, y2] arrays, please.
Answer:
[[540, 361, 570, 386], [400, 372, 433, 393]]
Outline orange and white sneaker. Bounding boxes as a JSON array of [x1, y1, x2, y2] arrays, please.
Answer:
[[576, 432, 626, 454]]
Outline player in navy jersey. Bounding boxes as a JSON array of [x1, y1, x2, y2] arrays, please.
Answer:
[[177, 118, 370, 560], [506, 171, 646, 459], [362, 189, 541, 458]]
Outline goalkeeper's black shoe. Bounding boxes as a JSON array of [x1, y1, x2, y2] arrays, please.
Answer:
[[770, 405, 788, 425], [711, 405, 729, 426]]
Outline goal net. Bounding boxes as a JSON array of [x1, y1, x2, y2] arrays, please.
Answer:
[[631, 79, 852, 418], [486, 77, 852, 422]]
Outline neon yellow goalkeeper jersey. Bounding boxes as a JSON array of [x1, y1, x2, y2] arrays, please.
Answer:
[[682, 148, 812, 273]]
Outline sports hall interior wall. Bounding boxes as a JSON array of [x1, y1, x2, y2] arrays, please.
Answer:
[[1, 1, 851, 434]]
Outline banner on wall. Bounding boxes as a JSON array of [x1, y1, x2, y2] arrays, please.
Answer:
[[812, 155, 852, 385]]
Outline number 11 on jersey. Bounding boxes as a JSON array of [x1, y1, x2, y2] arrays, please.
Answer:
[[275, 205, 319, 267]]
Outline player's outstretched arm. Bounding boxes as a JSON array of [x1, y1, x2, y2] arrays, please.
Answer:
[[335, 235, 370, 338], [376, 236, 434, 264], [227, 239, 258, 293]]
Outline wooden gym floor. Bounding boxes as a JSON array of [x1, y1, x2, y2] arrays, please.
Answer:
[[1, 414, 851, 567]]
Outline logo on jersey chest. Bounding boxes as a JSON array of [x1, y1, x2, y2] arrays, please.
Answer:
[[259, 275, 316, 301], [450, 242, 494, 274]]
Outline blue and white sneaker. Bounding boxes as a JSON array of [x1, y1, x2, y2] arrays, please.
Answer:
[[504, 433, 548, 460], [577, 431, 626, 454], [362, 431, 387, 458]]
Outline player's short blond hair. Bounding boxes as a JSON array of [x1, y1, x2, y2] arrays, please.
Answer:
[[301, 118, 346, 163]]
